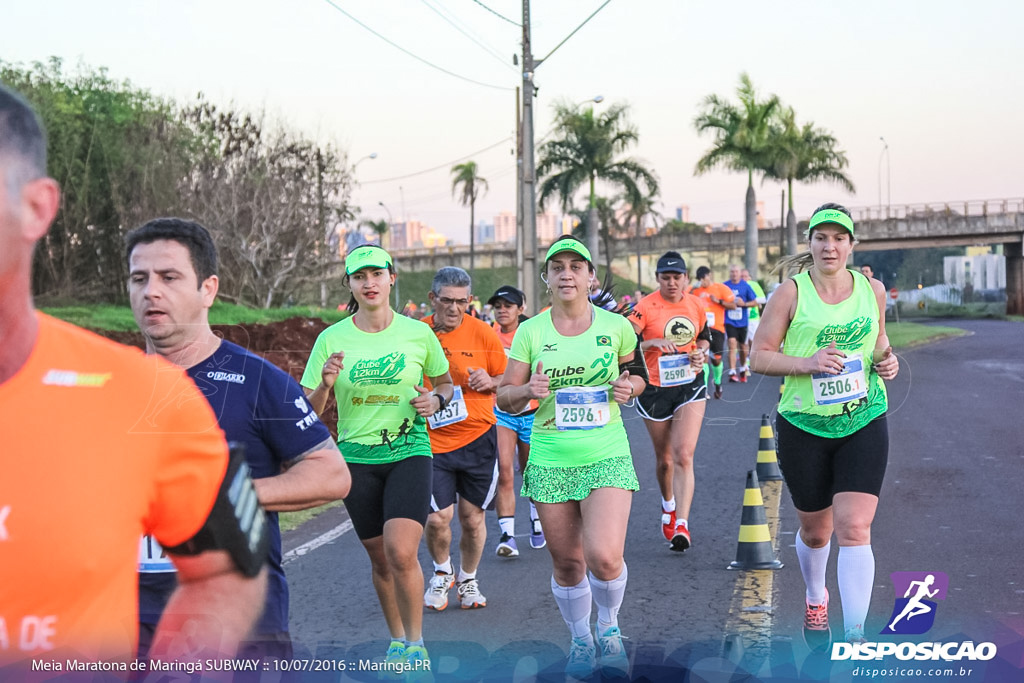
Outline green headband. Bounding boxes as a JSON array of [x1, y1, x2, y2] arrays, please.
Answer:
[[545, 238, 592, 263], [345, 245, 393, 275], [807, 209, 855, 238]]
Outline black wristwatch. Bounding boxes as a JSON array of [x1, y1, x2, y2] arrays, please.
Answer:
[[434, 391, 449, 412]]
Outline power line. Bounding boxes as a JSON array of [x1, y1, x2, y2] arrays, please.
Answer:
[[537, 0, 613, 66], [322, 0, 514, 91], [361, 137, 513, 184], [420, 0, 516, 71], [471, 0, 521, 27]]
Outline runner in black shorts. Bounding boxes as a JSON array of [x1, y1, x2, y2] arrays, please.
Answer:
[[750, 203, 899, 649], [302, 245, 454, 673], [629, 252, 712, 552]]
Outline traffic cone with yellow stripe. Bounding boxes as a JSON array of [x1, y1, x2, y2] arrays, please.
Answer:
[[755, 414, 783, 482], [727, 470, 783, 570]]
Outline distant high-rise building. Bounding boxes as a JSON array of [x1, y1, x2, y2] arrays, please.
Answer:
[[476, 220, 495, 244], [494, 211, 516, 243], [537, 211, 563, 245], [676, 205, 690, 222]]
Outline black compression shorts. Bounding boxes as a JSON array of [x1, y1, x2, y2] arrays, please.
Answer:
[[776, 414, 889, 512]]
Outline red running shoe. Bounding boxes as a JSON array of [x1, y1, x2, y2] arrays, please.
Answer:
[[661, 507, 676, 542], [669, 520, 691, 552]]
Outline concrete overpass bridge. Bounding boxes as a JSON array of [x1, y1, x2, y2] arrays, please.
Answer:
[[387, 198, 1024, 314]]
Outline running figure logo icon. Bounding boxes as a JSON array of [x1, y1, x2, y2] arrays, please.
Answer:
[[881, 571, 949, 635]]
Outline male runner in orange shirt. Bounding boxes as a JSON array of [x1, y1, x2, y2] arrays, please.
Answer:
[[0, 83, 267, 671], [690, 266, 738, 399], [420, 268, 507, 611]]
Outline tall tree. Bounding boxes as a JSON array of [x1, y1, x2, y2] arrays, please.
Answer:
[[450, 161, 488, 280], [764, 106, 855, 255], [694, 73, 780, 278], [360, 218, 390, 249], [537, 101, 658, 263], [622, 185, 662, 292]]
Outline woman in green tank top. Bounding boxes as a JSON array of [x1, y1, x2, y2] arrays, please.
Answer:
[[750, 204, 900, 647], [497, 236, 647, 679]]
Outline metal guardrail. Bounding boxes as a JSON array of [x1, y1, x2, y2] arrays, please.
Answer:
[[847, 198, 1024, 222]]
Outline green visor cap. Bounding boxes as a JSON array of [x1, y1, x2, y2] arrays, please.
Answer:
[[807, 209, 855, 238], [545, 238, 592, 263], [345, 245, 393, 275]]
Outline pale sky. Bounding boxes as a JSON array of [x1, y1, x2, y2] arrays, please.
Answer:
[[4, 0, 1022, 244]]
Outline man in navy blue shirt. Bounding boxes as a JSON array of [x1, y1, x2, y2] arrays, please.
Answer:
[[126, 218, 351, 662], [724, 264, 759, 382]]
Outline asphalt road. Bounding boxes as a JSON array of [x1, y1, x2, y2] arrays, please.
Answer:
[[281, 320, 1024, 682]]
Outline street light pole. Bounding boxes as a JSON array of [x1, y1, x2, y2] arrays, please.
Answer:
[[878, 137, 890, 219], [378, 200, 398, 309]]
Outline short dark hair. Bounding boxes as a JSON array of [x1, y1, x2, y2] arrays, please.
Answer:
[[695, 266, 711, 280], [124, 217, 218, 287], [0, 83, 47, 197], [812, 202, 852, 218]]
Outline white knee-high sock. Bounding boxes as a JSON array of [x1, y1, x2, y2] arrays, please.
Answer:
[[551, 575, 593, 643], [838, 544, 874, 634], [796, 532, 831, 605], [589, 564, 628, 633]]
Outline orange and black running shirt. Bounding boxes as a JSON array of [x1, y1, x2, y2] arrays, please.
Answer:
[[0, 313, 227, 664], [422, 314, 506, 453], [690, 282, 735, 333], [628, 291, 708, 387]]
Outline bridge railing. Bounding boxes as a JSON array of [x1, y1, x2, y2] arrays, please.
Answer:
[[848, 198, 1024, 222]]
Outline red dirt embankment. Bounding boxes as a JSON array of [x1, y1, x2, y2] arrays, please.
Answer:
[[101, 317, 339, 438]]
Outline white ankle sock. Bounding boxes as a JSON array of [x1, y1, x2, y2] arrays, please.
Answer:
[[498, 516, 515, 537]]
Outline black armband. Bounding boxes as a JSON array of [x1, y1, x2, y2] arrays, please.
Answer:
[[618, 353, 649, 383], [697, 324, 712, 343], [165, 442, 270, 578]]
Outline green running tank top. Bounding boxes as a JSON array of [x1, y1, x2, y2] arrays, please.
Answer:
[[779, 270, 887, 438]]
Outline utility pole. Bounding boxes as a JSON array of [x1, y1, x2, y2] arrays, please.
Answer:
[[516, 86, 525, 292], [521, 0, 539, 314]]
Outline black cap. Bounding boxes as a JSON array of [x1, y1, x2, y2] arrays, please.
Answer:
[[656, 253, 687, 274], [695, 266, 711, 280], [488, 285, 525, 307]]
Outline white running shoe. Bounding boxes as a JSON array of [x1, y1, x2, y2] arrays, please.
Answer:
[[423, 571, 454, 611], [456, 577, 487, 609]]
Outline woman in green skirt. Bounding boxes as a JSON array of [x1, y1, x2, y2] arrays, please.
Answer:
[[497, 236, 647, 679]]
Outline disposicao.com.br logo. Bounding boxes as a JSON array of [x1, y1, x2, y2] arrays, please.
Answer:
[[831, 571, 997, 662]]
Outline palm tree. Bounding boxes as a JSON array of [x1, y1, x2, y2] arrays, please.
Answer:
[[694, 73, 780, 279], [622, 185, 662, 292], [450, 161, 488, 279], [764, 106, 855, 255], [360, 218, 390, 250], [538, 101, 658, 263]]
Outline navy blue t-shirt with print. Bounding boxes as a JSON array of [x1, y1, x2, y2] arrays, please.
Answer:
[[139, 340, 333, 635], [724, 279, 758, 328]]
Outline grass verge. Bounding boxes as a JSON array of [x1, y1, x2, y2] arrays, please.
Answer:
[[886, 321, 968, 349], [280, 500, 343, 534], [41, 301, 347, 331]]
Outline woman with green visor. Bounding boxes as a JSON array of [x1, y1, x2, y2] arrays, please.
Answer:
[[302, 244, 454, 676], [749, 204, 899, 649], [497, 235, 648, 679]]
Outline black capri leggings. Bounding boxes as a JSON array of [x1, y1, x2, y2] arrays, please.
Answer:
[[775, 414, 889, 513]]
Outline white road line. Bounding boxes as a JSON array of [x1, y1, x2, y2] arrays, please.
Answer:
[[282, 520, 353, 565]]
